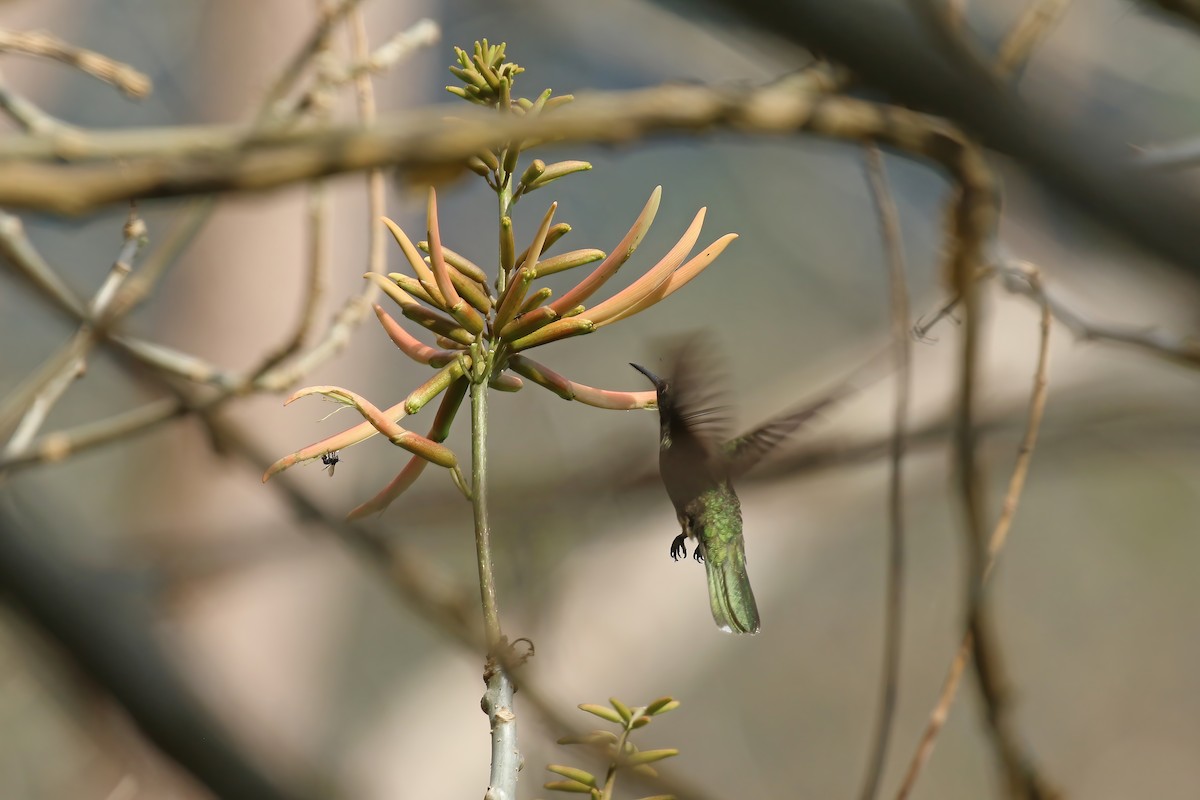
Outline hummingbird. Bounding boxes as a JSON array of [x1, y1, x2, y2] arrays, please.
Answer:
[[631, 341, 850, 634]]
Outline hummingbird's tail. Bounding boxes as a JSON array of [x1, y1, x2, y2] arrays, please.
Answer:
[[704, 538, 761, 634]]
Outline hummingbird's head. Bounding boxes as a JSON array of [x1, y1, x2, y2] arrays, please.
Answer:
[[629, 362, 667, 394], [631, 362, 672, 445]]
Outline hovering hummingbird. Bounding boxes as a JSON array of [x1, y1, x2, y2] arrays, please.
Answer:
[[631, 341, 852, 634]]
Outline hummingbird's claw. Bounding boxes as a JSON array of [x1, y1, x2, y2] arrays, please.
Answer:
[[670, 533, 688, 561], [693, 548, 705, 564]]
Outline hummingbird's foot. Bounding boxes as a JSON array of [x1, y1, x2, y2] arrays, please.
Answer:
[[693, 546, 705, 564], [670, 533, 688, 561]]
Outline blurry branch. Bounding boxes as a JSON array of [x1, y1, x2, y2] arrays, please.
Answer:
[[994, 0, 1071, 80], [252, 0, 340, 377], [0, 71, 78, 136], [0, 10, 439, 796], [917, 261, 1200, 370], [907, 0, 1002, 86], [1141, 0, 1200, 30], [0, 67, 841, 212], [0, 212, 85, 317], [0, 28, 151, 97], [0, 508, 306, 800], [0, 17, 441, 473], [897, 264, 1055, 800], [1136, 138, 1200, 170], [909, 0, 1069, 85], [996, 260, 1200, 366], [0, 397, 185, 472], [704, 0, 1200, 282], [857, 146, 911, 800], [916, 71, 1056, 797], [317, 18, 440, 88], [258, 0, 366, 119], [0, 209, 146, 448]]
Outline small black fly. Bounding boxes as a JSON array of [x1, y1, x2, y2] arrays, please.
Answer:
[[321, 451, 340, 477]]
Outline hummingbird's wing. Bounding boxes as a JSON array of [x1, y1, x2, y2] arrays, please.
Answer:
[[722, 343, 897, 477], [722, 377, 869, 478], [660, 335, 733, 458]]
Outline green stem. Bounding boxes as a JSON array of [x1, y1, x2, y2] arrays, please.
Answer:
[[475, 191, 518, 797], [471, 345, 501, 646], [599, 718, 637, 800]]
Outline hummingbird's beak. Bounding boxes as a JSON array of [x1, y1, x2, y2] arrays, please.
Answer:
[[629, 362, 666, 391]]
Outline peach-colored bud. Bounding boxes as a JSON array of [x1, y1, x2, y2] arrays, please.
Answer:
[[508, 317, 594, 352], [489, 372, 524, 392], [387, 273, 443, 310], [417, 242, 489, 284], [381, 216, 443, 305], [526, 160, 592, 191], [548, 186, 661, 316], [513, 223, 570, 269], [393, 430, 458, 468], [366, 272, 419, 310], [509, 356, 656, 409], [263, 392, 410, 481], [532, 248, 604, 278], [519, 287, 553, 314], [493, 265, 534, 336], [374, 305, 457, 366], [500, 216, 515, 274], [405, 358, 470, 415], [498, 304, 557, 341], [427, 188, 484, 335], [608, 233, 738, 324], [580, 208, 706, 327], [346, 455, 429, 519]]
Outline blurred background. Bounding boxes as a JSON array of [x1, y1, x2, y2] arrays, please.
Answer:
[[2, 0, 1200, 798]]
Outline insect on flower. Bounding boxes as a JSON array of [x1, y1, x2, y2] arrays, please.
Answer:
[[321, 451, 340, 477]]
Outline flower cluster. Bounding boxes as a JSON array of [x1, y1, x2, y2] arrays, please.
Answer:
[[543, 696, 681, 799], [263, 42, 736, 519]]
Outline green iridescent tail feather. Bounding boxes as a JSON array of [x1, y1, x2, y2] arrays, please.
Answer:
[[704, 537, 760, 634]]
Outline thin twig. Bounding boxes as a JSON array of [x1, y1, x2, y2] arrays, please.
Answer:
[[1135, 137, 1200, 170], [996, 260, 1200, 367], [907, 0, 1003, 87], [944, 232, 1058, 798], [244, 6, 401, 392], [249, 0, 338, 377], [994, 0, 1071, 81], [257, 0, 366, 121], [0, 211, 87, 318], [0, 71, 78, 135], [896, 266, 1052, 798], [318, 19, 440, 90], [857, 145, 912, 800], [0, 209, 145, 447], [0, 28, 151, 97], [922, 260, 1200, 369], [0, 17, 439, 467]]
